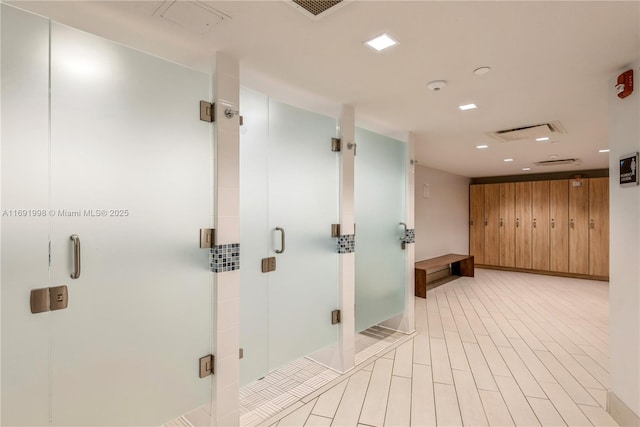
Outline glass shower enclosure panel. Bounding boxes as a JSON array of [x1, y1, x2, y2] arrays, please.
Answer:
[[1, 6, 51, 425], [47, 22, 213, 425], [355, 127, 406, 332], [267, 99, 339, 370], [239, 88, 339, 384]]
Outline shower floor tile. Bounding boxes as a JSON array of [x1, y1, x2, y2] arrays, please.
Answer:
[[238, 325, 410, 427]]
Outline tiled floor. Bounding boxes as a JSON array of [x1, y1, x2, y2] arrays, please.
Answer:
[[239, 326, 409, 426], [262, 268, 617, 427]]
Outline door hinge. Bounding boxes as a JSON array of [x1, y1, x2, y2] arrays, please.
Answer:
[[239, 348, 244, 359], [200, 101, 215, 123], [331, 138, 341, 152], [331, 224, 341, 237], [239, 115, 244, 126], [199, 354, 215, 378], [331, 309, 341, 325], [200, 228, 216, 248]]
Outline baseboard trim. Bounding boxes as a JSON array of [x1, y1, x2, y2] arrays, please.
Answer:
[[476, 264, 609, 282], [608, 391, 640, 427]]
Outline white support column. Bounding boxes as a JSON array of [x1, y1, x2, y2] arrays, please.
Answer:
[[338, 105, 356, 372], [210, 52, 240, 427], [307, 105, 356, 373], [381, 132, 416, 334]]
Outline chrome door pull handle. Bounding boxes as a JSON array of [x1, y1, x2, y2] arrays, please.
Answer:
[[399, 222, 407, 241], [275, 227, 285, 254], [70, 234, 81, 279]]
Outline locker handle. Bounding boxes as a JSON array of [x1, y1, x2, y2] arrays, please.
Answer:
[[516, 218, 520, 228], [570, 219, 575, 229], [590, 219, 595, 229], [484, 218, 488, 226], [500, 218, 504, 227], [533, 218, 537, 228], [551, 219, 556, 229], [70, 234, 81, 279]]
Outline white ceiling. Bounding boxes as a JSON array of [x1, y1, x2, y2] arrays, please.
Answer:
[[11, 0, 640, 178]]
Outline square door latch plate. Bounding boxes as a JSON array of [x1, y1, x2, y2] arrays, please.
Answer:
[[261, 257, 276, 273]]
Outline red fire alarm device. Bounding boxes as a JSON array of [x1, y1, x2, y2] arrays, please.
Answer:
[[616, 69, 633, 99]]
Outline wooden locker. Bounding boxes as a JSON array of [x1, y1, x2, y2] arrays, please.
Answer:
[[549, 180, 569, 272], [484, 184, 501, 266], [500, 182, 516, 268], [515, 182, 533, 269], [589, 177, 609, 276], [531, 181, 550, 271], [469, 185, 485, 265], [569, 178, 589, 274]]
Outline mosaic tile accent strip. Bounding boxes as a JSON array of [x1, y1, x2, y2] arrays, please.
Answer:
[[337, 234, 355, 253], [404, 228, 415, 244], [209, 243, 240, 272]]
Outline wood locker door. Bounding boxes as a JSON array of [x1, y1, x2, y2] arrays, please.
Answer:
[[484, 184, 501, 266], [569, 178, 589, 274], [589, 177, 609, 276], [515, 182, 533, 269], [500, 183, 516, 268], [532, 181, 550, 271], [469, 185, 485, 264], [550, 180, 569, 272]]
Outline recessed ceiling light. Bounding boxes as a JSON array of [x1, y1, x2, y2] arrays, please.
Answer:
[[476, 144, 489, 149], [549, 154, 558, 159], [364, 33, 398, 52], [473, 66, 492, 75], [599, 149, 610, 153], [459, 103, 477, 111], [536, 137, 550, 142], [522, 167, 532, 171], [504, 158, 514, 162]]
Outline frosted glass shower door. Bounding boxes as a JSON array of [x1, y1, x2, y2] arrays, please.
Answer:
[[47, 23, 213, 425], [267, 99, 339, 370], [355, 128, 406, 332], [239, 88, 339, 384]]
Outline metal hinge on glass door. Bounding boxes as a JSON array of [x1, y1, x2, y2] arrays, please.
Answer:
[[200, 101, 216, 122], [199, 354, 215, 378]]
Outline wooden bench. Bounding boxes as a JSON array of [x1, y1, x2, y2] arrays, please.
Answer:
[[415, 254, 474, 298]]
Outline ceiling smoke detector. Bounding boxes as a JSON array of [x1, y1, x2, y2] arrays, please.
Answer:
[[427, 80, 447, 91]]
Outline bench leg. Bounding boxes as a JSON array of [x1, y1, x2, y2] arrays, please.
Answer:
[[415, 268, 427, 298], [458, 256, 475, 277]]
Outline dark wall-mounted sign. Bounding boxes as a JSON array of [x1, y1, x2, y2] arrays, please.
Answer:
[[620, 152, 639, 187]]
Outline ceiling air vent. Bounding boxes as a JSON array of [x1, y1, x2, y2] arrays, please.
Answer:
[[534, 158, 581, 167], [289, 0, 346, 20], [487, 121, 566, 142]]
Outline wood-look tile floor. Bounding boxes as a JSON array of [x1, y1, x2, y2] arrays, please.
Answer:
[[262, 269, 617, 427]]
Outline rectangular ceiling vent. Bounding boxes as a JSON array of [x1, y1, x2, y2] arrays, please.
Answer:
[[534, 158, 581, 167], [487, 121, 566, 142], [289, 0, 346, 20]]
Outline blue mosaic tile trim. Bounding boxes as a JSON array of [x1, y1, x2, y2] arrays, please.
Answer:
[[337, 234, 355, 254], [404, 229, 415, 244], [210, 243, 240, 273]]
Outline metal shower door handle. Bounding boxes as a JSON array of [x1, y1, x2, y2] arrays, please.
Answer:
[[399, 222, 407, 241], [275, 227, 285, 254], [70, 234, 81, 279]]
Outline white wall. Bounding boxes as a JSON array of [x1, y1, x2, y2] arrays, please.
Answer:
[[414, 165, 470, 261], [608, 60, 640, 422]]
